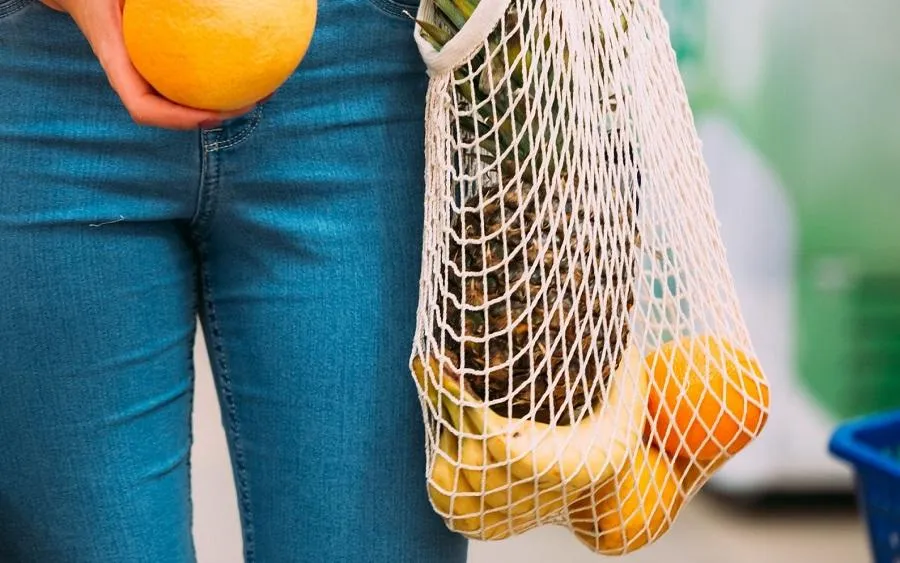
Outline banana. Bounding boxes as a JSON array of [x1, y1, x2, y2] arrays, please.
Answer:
[[459, 426, 566, 518], [414, 346, 649, 537], [448, 394, 567, 520], [427, 427, 534, 541], [427, 428, 485, 533], [433, 385, 531, 513], [438, 346, 649, 491], [416, 354, 568, 534], [411, 355, 444, 411]]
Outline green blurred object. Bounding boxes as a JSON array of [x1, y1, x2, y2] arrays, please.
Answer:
[[735, 0, 900, 420], [661, 0, 900, 420], [660, 0, 717, 111]]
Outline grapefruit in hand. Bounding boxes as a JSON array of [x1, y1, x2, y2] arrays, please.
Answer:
[[123, 0, 317, 111]]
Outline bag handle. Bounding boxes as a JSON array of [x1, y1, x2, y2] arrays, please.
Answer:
[[414, 0, 515, 75]]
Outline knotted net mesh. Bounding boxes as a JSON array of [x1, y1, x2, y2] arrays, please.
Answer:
[[408, 0, 770, 554]]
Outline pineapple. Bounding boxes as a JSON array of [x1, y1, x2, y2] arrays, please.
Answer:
[[419, 0, 639, 425]]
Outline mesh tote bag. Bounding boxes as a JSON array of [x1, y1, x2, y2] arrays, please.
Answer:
[[407, 0, 771, 555]]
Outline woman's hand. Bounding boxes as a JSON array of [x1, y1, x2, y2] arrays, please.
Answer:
[[40, 0, 254, 130]]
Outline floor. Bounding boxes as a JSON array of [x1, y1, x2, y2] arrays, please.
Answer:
[[468, 495, 871, 563], [189, 333, 872, 563]]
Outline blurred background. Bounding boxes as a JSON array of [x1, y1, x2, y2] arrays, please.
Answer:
[[189, 0, 898, 560]]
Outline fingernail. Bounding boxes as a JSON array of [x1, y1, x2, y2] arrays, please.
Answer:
[[200, 119, 222, 129]]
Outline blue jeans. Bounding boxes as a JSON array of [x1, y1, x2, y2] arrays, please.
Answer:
[[0, 1, 468, 561]]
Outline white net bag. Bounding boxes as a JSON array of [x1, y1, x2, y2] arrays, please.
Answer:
[[408, 0, 771, 555]]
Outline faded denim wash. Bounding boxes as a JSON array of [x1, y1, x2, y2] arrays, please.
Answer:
[[0, 1, 468, 561]]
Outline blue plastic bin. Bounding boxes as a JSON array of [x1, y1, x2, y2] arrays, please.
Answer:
[[829, 410, 900, 563]]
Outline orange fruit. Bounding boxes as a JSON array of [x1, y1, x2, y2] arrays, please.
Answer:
[[673, 455, 728, 496], [123, 0, 318, 111], [569, 447, 684, 555], [647, 335, 770, 461]]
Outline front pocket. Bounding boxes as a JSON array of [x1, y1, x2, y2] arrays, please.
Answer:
[[367, 0, 420, 20]]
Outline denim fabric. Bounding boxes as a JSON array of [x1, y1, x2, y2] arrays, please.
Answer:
[[0, 1, 468, 562]]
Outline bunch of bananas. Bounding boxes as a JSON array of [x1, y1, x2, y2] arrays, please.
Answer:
[[412, 347, 649, 542], [411, 334, 770, 553]]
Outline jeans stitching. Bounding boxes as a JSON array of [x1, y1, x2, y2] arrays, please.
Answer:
[[206, 105, 263, 152], [0, 0, 32, 19], [196, 240, 257, 562], [190, 135, 218, 237], [186, 259, 200, 563]]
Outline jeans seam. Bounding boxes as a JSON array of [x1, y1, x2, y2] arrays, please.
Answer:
[[190, 135, 218, 238], [0, 0, 32, 19], [186, 261, 200, 563], [205, 105, 263, 152], [196, 240, 257, 562]]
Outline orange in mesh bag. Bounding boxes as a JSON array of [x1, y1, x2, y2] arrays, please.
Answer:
[[408, 0, 770, 555]]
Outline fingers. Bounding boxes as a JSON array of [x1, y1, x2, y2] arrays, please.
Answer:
[[74, 0, 255, 130], [99, 34, 251, 129]]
